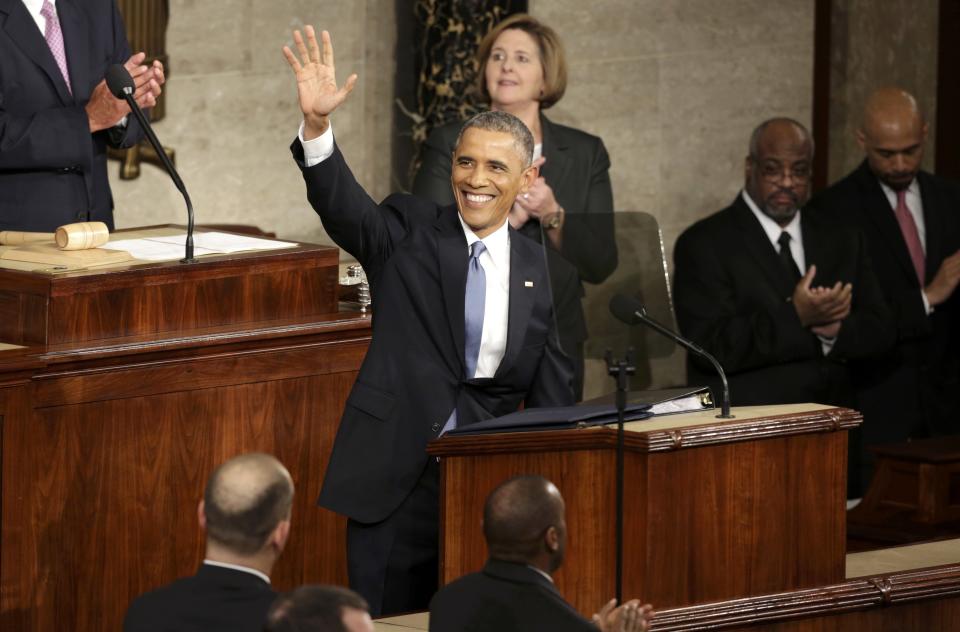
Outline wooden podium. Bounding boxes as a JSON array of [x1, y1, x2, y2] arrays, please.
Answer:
[[429, 403, 859, 615], [0, 228, 370, 631]]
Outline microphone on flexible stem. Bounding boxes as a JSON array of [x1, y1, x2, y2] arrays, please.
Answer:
[[105, 64, 196, 263], [609, 294, 734, 419]]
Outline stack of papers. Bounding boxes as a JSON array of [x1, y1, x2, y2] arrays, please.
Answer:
[[106, 232, 298, 262]]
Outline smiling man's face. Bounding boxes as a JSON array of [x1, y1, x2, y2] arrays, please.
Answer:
[[451, 127, 535, 238]]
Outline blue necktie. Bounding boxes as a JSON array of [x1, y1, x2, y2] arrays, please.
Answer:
[[441, 240, 487, 435], [464, 240, 487, 379]]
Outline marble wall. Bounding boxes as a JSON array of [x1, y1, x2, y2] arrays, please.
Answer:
[[528, 0, 815, 390], [108, 0, 396, 250], [828, 0, 939, 183]]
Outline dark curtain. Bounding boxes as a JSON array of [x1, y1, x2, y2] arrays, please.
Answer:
[[393, 0, 527, 191]]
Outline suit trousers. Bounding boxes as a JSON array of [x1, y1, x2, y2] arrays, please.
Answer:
[[347, 458, 439, 617]]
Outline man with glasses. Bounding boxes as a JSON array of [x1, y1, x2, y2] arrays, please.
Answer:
[[809, 88, 960, 491], [672, 119, 893, 485]]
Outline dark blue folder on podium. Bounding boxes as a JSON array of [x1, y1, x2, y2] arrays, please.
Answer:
[[446, 386, 712, 436]]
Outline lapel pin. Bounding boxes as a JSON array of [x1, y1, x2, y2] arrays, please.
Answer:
[[524, 280, 534, 287]]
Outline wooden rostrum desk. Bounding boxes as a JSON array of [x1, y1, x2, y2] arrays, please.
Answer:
[[0, 229, 371, 631], [429, 405, 960, 629]]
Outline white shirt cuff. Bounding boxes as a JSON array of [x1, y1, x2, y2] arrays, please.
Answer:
[[920, 290, 933, 315], [299, 121, 335, 167]]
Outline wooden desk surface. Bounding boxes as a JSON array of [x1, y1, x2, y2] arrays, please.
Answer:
[[847, 538, 960, 578], [374, 613, 429, 630]]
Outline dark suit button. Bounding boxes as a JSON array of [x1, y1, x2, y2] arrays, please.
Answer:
[[431, 423, 441, 432], [76, 211, 88, 220]]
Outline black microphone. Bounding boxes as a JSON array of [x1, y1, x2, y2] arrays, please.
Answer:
[[105, 64, 196, 263], [609, 294, 733, 418]]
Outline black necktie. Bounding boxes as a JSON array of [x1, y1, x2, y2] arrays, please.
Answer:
[[777, 232, 802, 281]]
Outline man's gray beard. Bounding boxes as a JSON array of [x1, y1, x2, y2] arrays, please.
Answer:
[[762, 204, 799, 223]]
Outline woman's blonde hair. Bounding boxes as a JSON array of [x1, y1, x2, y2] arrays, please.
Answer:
[[476, 13, 568, 110]]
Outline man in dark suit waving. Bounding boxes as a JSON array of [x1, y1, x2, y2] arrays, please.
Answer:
[[809, 88, 960, 486], [283, 26, 574, 616], [0, 0, 164, 231], [673, 119, 893, 496]]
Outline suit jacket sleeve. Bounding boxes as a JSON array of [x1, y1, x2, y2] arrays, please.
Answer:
[[411, 123, 456, 206], [0, 0, 140, 171], [828, 230, 896, 360], [673, 227, 818, 374], [293, 137, 415, 277]]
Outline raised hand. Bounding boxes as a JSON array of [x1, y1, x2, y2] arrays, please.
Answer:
[[282, 26, 357, 140]]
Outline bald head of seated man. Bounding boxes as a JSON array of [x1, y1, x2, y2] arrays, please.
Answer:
[[123, 453, 295, 632], [429, 475, 653, 632]]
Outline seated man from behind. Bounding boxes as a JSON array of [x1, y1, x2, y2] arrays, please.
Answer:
[[266, 585, 374, 632], [123, 453, 294, 632], [429, 475, 653, 632]]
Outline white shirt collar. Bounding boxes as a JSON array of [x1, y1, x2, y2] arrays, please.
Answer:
[[22, 0, 48, 15], [203, 559, 270, 585], [457, 213, 511, 277], [878, 177, 920, 206], [527, 564, 555, 584], [742, 189, 802, 247]]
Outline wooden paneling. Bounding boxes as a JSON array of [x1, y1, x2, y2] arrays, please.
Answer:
[[651, 564, 960, 631], [435, 408, 851, 616], [0, 330, 367, 631], [0, 231, 340, 346]]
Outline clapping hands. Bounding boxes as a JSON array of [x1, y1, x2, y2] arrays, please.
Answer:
[[592, 598, 654, 632]]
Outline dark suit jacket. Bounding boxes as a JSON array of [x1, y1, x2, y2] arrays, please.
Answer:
[[808, 162, 960, 436], [122, 564, 276, 632], [0, 0, 144, 231], [293, 140, 574, 524], [412, 114, 617, 395], [673, 195, 894, 406], [429, 559, 595, 632]]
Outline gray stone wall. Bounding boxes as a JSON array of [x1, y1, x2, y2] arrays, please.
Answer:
[[828, 0, 939, 183], [108, 1, 396, 250]]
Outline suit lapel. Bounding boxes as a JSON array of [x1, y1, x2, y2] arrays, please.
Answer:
[[730, 197, 796, 296], [57, 0, 90, 102], [437, 209, 468, 378], [0, 0, 73, 104], [853, 162, 920, 286], [494, 231, 544, 378], [917, 171, 943, 281], [539, 115, 571, 192]]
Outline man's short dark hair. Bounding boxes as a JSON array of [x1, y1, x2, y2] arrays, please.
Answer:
[[456, 110, 535, 167], [266, 585, 369, 632], [203, 453, 294, 555], [482, 475, 563, 562]]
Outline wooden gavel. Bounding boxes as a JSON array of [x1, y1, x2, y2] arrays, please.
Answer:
[[0, 222, 110, 250]]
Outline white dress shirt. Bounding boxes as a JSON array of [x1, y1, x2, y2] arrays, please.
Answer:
[[21, 0, 53, 34], [742, 190, 806, 272], [203, 559, 270, 585], [878, 178, 932, 314], [300, 122, 511, 378]]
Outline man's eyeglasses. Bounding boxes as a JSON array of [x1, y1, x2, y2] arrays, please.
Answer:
[[754, 160, 811, 184]]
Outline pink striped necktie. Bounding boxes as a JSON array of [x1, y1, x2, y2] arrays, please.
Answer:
[[40, 0, 72, 95], [894, 189, 925, 285]]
